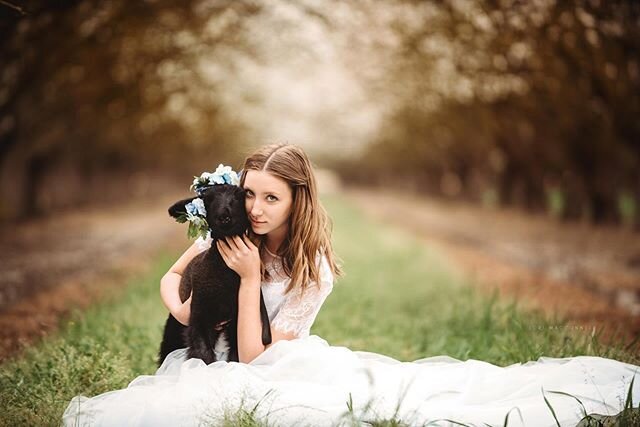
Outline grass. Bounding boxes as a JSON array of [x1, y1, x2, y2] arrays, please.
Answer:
[[0, 255, 174, 426], [0, 193, 637, 426], [315, 196, 638, 366]]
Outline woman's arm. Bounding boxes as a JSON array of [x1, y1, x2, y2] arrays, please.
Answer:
[[213, 235, 272, 362], [159, 239, 204, 325], [237, 280, 297, 362], [237, 278, 265, 363], [217, 235, 298, 363]]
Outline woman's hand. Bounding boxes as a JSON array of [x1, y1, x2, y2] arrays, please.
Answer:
[[216, 235, 261, 284]]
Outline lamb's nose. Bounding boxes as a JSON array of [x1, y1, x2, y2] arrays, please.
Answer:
[[218, 215, 231, 224]]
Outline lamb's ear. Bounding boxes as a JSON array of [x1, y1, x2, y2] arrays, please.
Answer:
[[168, 197, 196, 219]]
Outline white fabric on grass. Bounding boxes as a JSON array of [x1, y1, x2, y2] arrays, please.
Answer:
[[62, 335, 639, 426]]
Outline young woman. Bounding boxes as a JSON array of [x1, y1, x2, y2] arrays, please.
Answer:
[[64, 143, 639, 426], [159, 143, 342, 363]]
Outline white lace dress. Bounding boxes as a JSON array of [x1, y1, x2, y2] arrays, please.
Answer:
[[62, 237, 639, 426]]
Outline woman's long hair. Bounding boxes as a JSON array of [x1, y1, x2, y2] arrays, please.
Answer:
[[239, 143, 343, 294]]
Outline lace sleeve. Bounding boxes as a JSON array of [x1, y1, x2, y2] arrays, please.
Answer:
[[271, 254, 334, 338]]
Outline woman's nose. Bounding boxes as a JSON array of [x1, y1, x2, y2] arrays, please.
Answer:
[[250, 201, 263, 216]]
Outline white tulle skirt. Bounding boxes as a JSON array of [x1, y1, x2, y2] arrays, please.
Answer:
[[62, 335, 639, 426]]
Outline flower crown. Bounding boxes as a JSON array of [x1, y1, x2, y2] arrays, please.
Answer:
[[190, 164, 241, 195], [177, 164, 242, 239]]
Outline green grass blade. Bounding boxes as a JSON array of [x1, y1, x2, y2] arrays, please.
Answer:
[[250, 388, 276, 416], [502, 406, 524, 427], [542, 387, 562, 427], [346, 392, 354, 413], [546, 390, 588, 417], [424, 419, 473, 426], [624, 373, 636, 410]]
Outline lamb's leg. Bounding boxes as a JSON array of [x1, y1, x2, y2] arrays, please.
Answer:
[[158, 314, 187, 366], [227, 322, 239, 362], [186, 324, 217, 364], [210, 328, 231, 362], [259, 291, 272, 346]]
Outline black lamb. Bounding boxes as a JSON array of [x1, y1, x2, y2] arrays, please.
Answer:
[[158, 183, 272, 366]]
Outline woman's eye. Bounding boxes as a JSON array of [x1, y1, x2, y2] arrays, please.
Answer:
[[267, 195, 278, 202], [245, 191, 253, 198]]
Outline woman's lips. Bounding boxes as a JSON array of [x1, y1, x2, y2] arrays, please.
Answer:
[[251, 218, 266, 225]]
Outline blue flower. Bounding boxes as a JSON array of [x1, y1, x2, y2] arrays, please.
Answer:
[[192, 198, 206, 216], [185, 198, 206, 217], [224, 171, 240, 185], [209, 174, 225, 185], [185, 203, 197, 216]]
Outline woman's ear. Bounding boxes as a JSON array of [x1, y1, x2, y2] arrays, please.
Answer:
[[168, 197, 196, 219]]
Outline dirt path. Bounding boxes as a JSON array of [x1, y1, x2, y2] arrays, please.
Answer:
[[345, 186, 640, 346], [0, 193, 187, 362]]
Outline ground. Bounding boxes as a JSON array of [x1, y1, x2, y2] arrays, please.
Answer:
[[0, 185, 638, 361], [345, 186, 640, 346], [0, 193, 185, 361]]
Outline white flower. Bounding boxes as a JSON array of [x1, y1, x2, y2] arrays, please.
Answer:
[[215, 164, 233, 175], [209, 164, 238, 185], [192, 173, 211, 190], [209, 174, 225, 185], [227, 171, 240, 185]]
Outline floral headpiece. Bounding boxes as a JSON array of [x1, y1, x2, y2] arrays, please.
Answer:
[[177, 164, 242, 239], [190, 164, 241, 196]]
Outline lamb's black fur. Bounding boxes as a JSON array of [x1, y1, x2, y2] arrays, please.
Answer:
[[158, 184, 272, 366]]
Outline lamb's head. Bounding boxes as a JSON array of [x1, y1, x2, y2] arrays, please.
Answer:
[[168, 184, 249, 239]]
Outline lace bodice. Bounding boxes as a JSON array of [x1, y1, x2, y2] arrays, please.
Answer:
[[195, 234, 334, 338]]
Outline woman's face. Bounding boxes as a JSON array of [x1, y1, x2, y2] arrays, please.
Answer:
[[243, 170, 293, 236]]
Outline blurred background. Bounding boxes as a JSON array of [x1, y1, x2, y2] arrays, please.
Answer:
[[1, 0, 638, 224], [1, 0, 639, 357]]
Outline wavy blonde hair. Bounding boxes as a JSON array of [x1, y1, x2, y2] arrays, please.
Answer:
[[239, 143, 343, 294]]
